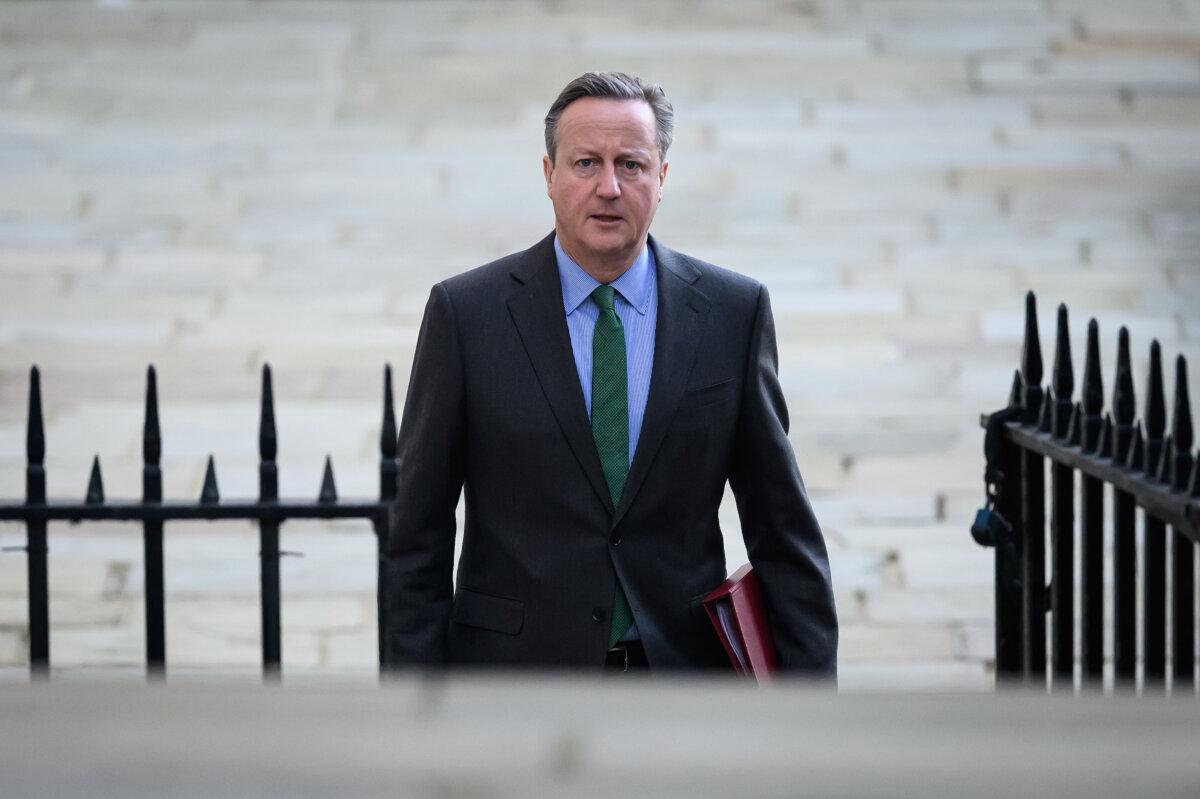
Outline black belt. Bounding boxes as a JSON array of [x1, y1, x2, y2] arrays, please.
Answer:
[[605, 639, 648, 672]]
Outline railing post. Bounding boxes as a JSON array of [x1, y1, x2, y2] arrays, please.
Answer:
[[377, 364, 398, 672], [992, 373, 1025, 681], [1111, 328, 1137, 688], [1143, 342, 1167, 693], [1049, 304, 1075, 692], [1019, 292, 1047, 687], [1167, 356, 1194, 694], [25, 367, 49, 679], [258, 365, 282, 681], [1079, 320, 1105, 688], [143, 366, 166, 678]]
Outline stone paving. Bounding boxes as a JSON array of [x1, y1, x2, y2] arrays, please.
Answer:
[[0, 0, 1197, 689]]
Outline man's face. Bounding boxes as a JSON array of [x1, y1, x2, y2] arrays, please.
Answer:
[[543, 97, 668, 274]]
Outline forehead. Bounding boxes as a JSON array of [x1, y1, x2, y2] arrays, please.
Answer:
[[556, 97, 657, 154]]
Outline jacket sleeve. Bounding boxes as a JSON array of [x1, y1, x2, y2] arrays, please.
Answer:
[[380, 282, 466, 667], [728, 284, 838, 676]]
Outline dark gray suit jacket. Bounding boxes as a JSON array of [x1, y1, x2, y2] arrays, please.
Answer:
[[381, 232, 837, 673]]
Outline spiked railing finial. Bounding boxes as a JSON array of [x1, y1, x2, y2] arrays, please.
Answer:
[[143, 365, 162, 503], [1082, 319, 1103, 414], [1127, 421, 1146, 473], [26, 365, 46, 504], [379, 364, 399, 502], [1007, 370, 1022, 408], [1081, 319, 1103, 452], [1146, 340, 1166, 439], [319, 455, 337, 504], [259, 364, 278, 502], [1052, 304, 1074, 396], [1097, 413, 1114, 458], [201, 455, 220, 504], [1172, 355, 1193, 453], [27, 365, 44, 465], [1145, 340, 1166, 477], [143, 366, 161, 466], [381, 364, 397, 459], [1021, 291, 1044, 424], [1021, 291, 1043, 385], [259, 364, 277, 462], [1169, 355, 1195, 491], [1039, 387, 1054, 433], [1067, 402, 1083, 447], [1051, 305, 1074, 442], [85, 455, 104, 504], [1190, 452, 1200, 498], [1111, 327, 1136, 466], [1157, 436, 1175, 485], [1113, 327, 1135, 426]]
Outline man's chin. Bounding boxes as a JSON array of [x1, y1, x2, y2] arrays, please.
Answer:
[[578, 234, 638, 260]]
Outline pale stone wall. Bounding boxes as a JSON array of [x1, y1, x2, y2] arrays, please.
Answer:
[[0, 0, 1197, 689]]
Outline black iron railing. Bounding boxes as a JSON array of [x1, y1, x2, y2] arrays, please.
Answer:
[[975, 292, 1199, 693], [0, 364, 398, 681]]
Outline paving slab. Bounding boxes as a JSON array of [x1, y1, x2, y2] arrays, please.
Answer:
[[862, 586, 994, 623], [900, 546, 996, 589], [50, 620, 144, 667], [0, 244, 107, 274], [825, 549, 898, 592], [977, 53, 1200, 91], [1060, 0, 1196, 33], [839, 621, 962, 662], [837, 659, 991, 691], [0, 629, 24, 666], [322, 621, 380, 669], [959, 619, 998, 661], [831, 521, 979, 552]]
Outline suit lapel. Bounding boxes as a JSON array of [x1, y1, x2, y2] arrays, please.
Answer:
[[612, 237, 710, 530], [506, 233, 616, 515]]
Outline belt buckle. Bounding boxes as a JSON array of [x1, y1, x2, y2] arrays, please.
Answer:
[[608, 643, 630, 673]]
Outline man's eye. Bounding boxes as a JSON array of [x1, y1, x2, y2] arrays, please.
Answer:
[[577, 158, 593, 168], [623, 161, 640, 170]]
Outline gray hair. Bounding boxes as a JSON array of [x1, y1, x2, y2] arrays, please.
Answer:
[[544, 71, 674, 163]]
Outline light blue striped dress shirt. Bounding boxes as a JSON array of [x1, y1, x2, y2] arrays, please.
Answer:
[[553, 235, 658, 465], [555, 235, 656, 643]]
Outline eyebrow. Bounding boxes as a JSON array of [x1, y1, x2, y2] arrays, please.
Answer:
[[569, 148, 652, 161]]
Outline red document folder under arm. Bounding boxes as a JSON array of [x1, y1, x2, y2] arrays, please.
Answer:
[[701, 563, 779, 683]]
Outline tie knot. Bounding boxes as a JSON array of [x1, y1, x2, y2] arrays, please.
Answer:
[[591, 284, 616, 313]]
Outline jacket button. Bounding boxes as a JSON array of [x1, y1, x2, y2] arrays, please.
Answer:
[[591, 607, 606, 624], [610, 535, 621, 546]]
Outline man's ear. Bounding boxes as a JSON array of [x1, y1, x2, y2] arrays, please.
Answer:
[[543, 154, 554, 196], [658, 160, 669, 201]]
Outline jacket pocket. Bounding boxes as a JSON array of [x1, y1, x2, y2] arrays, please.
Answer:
[[451, 587, 524, 635], [683, 377, 737, 408]]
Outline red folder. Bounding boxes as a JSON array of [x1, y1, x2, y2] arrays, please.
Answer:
[[701, 563, 779, 683]]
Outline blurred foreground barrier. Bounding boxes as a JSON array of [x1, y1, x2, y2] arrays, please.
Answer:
[[974, 292, 1199, 693], [0, 365, 398, 680], [2, 678, 1200, 797]]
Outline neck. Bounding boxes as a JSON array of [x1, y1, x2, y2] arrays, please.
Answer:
[[556, 231, 646, 285]]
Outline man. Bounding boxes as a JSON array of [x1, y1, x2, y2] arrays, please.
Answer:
[[382, 72, 837, 674]]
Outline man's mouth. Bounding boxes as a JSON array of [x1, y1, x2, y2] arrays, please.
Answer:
[[591, 214, 623, 223]]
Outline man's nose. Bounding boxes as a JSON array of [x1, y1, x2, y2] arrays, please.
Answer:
[[594, 162, 620, 199]]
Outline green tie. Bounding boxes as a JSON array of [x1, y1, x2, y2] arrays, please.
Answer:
[[590, 285, 633, 647]]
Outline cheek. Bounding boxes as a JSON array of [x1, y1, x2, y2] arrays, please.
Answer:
[[633, 187, 658, 216], [553, 182, 581, 206], [550, 185, 581, 215]]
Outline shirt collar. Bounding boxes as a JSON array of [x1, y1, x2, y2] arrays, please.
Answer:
[[554, 235, 655, 316]]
